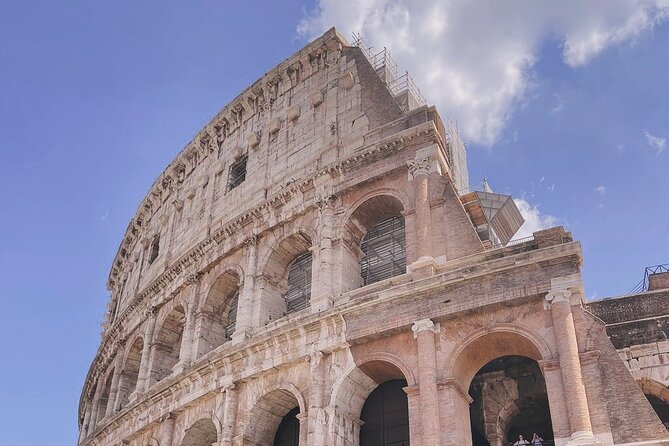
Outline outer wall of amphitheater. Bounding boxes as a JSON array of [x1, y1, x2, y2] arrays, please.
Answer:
[[78, 28, 669, 446]]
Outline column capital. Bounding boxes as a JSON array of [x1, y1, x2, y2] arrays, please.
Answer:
[[406, 157, 431, 179], [545, 289, 572, 305], [412, 318, 439, 337]]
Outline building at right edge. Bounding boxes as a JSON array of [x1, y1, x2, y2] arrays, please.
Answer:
[[78, 28, 669, 446]]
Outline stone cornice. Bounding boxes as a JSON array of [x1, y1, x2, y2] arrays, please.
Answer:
[[342, 240, 582, 343]]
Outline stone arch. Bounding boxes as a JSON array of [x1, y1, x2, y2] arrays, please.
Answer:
[[117, 336, 144, 409], [149, 304, 186, 385], [445, 323, 553, 388], [257, 230, 314, 324], [178, 417, 219, 446], [243, 384, 306, 446], [638, 377, 669, 428], [331, 358, 412, 446], [357, 351, 416, 386], [638, 378, 669, 403], [196, 269, 242, 358], [344, 188, 410, 227], [331, 358, 412, 422], [341, 192, 408, 290]]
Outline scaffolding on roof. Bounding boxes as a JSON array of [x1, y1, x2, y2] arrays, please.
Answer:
[[351, 33, 427, 110]]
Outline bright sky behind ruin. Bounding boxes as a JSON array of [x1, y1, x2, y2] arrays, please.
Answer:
[[1, 1, 667, 444]]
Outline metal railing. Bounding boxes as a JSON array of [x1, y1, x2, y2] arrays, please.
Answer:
[[628, 263, 669, 294], [351, 33, 426, 109], [491, 235, 536, 249]]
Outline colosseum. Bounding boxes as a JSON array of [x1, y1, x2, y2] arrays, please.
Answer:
[[78, 28, 669, 446]]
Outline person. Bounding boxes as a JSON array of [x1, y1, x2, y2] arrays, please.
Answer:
[[514, 434, 530, 446], [531, 433, 544, 446]]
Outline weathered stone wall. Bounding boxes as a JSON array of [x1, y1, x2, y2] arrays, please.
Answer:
[[79, 27, 669, 446]]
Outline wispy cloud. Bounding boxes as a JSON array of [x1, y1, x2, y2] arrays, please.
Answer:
[[645, 130, 666, 155], [512, 198, 559, 240], [299, 0, 669, 146], [100, 211, 109, 221], [551, 94, 565, 114], [595, 185, 607, 194]]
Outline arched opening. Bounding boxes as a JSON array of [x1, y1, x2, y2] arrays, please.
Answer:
[[469, 356, 553, 446], [197, 270, 241, 358], [259, 232, 313, 324], [332, 359, 411, 446], [344, 194, 406, 290], [645, 395, 669, 430], [96, 370, 114, 423], [148, 235, 160, 264], [638, 378, 669, 430], [180, 418, 218, 446], [360, 379, 410, 446], [150, 305, 185, 385], [284, 252, 312, 314], [244, 389, 303, 446], [117, 337, 143, 409]]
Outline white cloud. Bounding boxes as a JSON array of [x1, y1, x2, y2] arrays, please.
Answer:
[[645, 130, 667, 155], [512, 198, 559, 240], [595, 185, 607, 194], [298, 1, 669, 145], [551, 94, 565, 114]]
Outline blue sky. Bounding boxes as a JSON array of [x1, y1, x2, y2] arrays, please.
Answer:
[[0, 1, 667, 444]]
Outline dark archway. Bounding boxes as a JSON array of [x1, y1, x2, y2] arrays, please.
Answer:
[[360, 379, 410, 446], [645, 394, 669, 430], [273, 406, 300, 446], [469, 356, 553, 446]]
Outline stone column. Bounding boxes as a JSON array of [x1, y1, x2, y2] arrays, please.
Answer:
[[438, 379, 473, 446], [78, 400, 92, 442], [406, 158, 433, 262], [312, 196, 335, 312], [412, 319, 441, 445], [221, 384, 239, 446], [545, 290, 600, 446], [135, 306, 157, 395], [580, 351, 613, 445], [106, 342, 125, 417], [87, 375, 105, 433], [297, 412, 309, 446], [177, 273, 202, 368], [538, 359, 571, 446], [232, 236, 257, 344], [307, 351, 326, 445], [403, 385, 422, 446], [159, 413, 176, 446]]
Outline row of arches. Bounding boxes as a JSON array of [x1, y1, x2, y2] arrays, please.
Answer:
[[92, 324, 669, 446], [86, 194, 410, 436]]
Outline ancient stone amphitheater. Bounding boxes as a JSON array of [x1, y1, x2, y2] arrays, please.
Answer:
[[78, 28, 669, 446]]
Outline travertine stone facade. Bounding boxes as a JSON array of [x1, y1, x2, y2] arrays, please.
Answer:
[[78, 28, 669, 446]]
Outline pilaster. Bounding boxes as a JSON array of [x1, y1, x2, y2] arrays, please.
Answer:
[[412, 318, 442, 445], [545, 289, 601, 446]]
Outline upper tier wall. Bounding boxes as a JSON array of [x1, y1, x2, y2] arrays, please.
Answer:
[[105, 28, 440, 329]]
